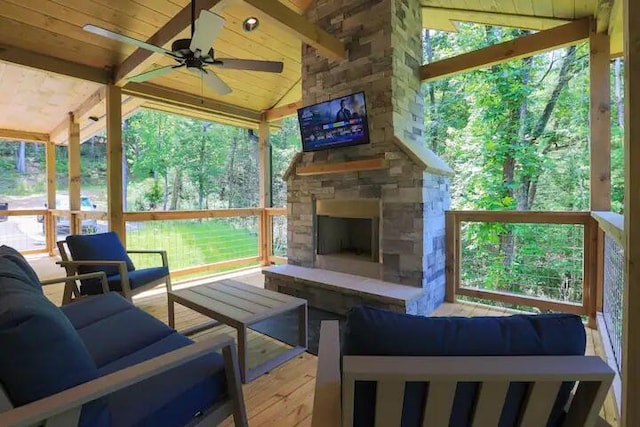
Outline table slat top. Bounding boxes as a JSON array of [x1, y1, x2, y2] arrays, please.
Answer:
[[170, 279, 306, 324]]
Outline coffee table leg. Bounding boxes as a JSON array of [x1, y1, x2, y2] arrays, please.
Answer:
[[168, 295, 175, 329], [238, 325, 248, 383], [298, 303, 308, 349]]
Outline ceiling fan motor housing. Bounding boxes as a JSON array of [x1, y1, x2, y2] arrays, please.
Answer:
[[171, 38, 213, 59]]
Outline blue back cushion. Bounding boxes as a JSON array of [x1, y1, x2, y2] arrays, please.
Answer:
[[0, 261, 110, 426], [0, 245, 42, 293], [343, 306, 586, 427], [66, 232, 135, 277]]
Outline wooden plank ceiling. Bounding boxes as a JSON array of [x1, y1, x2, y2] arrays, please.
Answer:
[[0, 0, 308, 142], [421, 0, 624, 56]]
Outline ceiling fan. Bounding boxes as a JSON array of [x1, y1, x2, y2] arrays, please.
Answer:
[[82, 2, 283, 95]]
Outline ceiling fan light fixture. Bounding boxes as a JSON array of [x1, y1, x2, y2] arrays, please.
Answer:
[[243, 17, 259, 32]]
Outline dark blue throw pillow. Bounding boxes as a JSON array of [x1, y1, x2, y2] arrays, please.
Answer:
[[66, 232, 135, 277], [0, 245, 42, 293], [343, 306, 586, 427]]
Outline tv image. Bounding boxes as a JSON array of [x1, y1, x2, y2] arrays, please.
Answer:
[[297, 91, 370, 152]]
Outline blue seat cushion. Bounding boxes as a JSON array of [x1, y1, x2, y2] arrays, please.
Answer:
[[66, 232, 135, 277], [343, 306, 586, 427], [80, 266, 169, 295], [0, 278, 110, 426], [98, 332, 227, 427], [74, 304, 174, 368], [61, 292, 133, 330], [0, 246, 42, 293]]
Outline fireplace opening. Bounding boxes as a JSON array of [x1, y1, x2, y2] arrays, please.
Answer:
[[316, 216, 379, 262]]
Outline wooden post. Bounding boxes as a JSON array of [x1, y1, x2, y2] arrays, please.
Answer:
[[445, 211, 456, 303], [622, 0, 640, 425], [589, 19, 611, 211], [258, 117, 272, 266], [106, 85, 125, 243], [45, 139, 56, 254], [68, 113, 81, 235]]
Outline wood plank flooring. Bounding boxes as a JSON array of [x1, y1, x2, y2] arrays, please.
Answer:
[[31, 255, 618, 426]]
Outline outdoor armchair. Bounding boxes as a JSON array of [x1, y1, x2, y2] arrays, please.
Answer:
[[57, 232, 172, 312]]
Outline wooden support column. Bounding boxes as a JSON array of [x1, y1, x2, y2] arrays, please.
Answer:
[[590, 19, 612, 211], [259, 117, 272, 265], [106, 85, 125, 243], [622, 0, 640, 425], [45, 139, 56, 254], [589, 20, 611, 331], [68, 113, 81, 235]]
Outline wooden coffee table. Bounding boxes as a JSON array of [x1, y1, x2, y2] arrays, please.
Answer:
[[168, 279, 307, 383]]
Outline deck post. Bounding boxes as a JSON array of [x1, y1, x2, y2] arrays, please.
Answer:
[[45, 138, 56, 254], [68, 113, 81, 236], [106, 85, 125, 244], [259, 116, 272, 266], [622, 0, 640, 425]]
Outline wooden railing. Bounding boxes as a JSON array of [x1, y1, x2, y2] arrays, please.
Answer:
[[122, 208, 287, 280], [592, 210, 624, 411], [0, 209, 48, 255], [446, 210, 598, 326]]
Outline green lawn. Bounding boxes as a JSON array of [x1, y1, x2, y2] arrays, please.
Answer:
[[126, 219, 259, 271]]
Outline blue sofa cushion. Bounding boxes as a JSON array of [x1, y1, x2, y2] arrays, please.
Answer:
[[0, 245, 42, 293], [61, 292, 134, 329], [66, 232, 135, 278], [0, 272, 110, 427], [98, 332, 227, 427], [74, 303, 175, 368], [343, 306, 586, 427], [79, 266, 169, 295]]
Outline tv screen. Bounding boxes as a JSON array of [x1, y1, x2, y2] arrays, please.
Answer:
[[297, 91, 370, 152]]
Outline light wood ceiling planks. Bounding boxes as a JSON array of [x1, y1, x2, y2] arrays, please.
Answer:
[[0, 62, 100, 134]]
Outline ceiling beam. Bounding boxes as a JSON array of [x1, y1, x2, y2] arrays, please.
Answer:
[[421, 7, 571, 32], [241, 0, 346, 62], [122, 82, 262, 123], [114, 0, 230, 84], [49, 87, 107, 144], [0, 44, 111, 84], [0, 128, 49, 143], [596, 0, 615, 33], [265, 101, 301, 121], [420, 18, 590, 82]]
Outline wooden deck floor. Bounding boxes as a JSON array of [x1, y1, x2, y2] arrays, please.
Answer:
[[32, 255, 618, 427]]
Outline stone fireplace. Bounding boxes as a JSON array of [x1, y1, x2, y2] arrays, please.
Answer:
[[264, 0, 453, 316]]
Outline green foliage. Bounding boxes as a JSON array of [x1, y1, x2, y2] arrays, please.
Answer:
[[426, 24, 625, 309]]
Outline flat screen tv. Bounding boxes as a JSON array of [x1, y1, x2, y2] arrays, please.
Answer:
[[297, 91, 370, 152]]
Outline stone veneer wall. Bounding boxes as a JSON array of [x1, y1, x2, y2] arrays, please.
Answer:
[[287, 0, 451, 314]]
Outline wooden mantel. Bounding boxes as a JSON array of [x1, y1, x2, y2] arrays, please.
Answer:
[[295, 158, 387, 177]]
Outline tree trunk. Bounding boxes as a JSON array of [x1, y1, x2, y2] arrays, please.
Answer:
[[16, 141, 26, 173], [614, 58, 624, 128], [170, 169, 182, 210], [424, 30, 439, 151], [225, 135, 239, 208], [162, 174, 169, 210]]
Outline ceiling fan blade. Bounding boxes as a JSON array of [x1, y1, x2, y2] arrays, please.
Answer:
[[83, 24, 173, 56], [213, 58, 284, 73], [190, 68, 231, 95], [189, 10, 225, 56], [128, 65, 181, 82]]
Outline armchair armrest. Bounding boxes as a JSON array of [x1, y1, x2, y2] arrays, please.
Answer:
[[126, 250, 169, 268], [40, 272, 109, 295], [0, 334, 246, 427], [57, 260, 130, 295], [312, 321, 342, 427]]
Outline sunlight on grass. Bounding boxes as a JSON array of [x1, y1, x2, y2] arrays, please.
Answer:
[[126, 218, 259, 270]]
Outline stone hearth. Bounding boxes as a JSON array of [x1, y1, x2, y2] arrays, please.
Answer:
[[268, 0, 452, 316]]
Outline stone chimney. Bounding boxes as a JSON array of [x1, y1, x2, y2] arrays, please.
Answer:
[[286, 0, 453, 314]]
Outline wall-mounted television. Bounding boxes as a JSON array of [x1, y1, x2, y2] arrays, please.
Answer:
[[297, 91, 370, 152]]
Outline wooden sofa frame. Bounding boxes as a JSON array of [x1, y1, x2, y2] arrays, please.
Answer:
[[312, 321, 615, 427], [0, 273, 247, 427], [57, 240, 172, 305]]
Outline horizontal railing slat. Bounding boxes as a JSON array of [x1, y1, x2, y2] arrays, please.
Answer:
[[592, 211, 624, 246], [451, 210, 591, 224], [123, 208, 263, 221]]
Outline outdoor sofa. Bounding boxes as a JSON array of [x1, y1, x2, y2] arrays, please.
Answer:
[[0, 245, 247, 427], [312, 305, 615, 427]]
